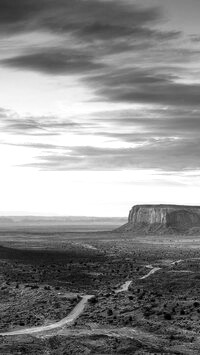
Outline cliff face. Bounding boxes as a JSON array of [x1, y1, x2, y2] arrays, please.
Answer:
[[118, 204, 200, 234]]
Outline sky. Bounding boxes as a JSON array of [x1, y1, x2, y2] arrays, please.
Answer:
[[0, 0, 200, 216]]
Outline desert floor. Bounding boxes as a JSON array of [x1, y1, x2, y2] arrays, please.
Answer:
[[0, 225, 200, 354]]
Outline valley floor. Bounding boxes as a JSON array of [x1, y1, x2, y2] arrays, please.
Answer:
[[0, 230, 200, 353]]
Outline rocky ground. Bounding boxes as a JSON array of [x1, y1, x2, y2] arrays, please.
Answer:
[[0, 231, 200, 353]]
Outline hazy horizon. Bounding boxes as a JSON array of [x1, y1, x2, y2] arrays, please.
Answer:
[[0, 213, 127, 218], [2, 202, 200, 218]]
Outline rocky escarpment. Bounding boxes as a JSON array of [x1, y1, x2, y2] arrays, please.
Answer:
[[117, 204, 200, 235]]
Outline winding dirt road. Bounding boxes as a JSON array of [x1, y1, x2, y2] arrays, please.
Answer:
[[115, 280, 132, 293], [140, 267, 161, 280], [0, 258, 188, 337], [0, 295, 94, 336]]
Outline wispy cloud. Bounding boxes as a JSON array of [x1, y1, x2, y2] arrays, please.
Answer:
[[0, 109, 80, 136], [2, 104, 200, 172], [0, 0, 181, 75], [1, 48, 104, 75], [86, 67, 200, 107], [19, 138, 200, 172], [0, 0, 159, 36]]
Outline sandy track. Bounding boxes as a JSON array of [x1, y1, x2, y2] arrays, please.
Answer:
[[141, 257, 198, 279], [115, 280, 132, 293], [169, 259, 183, 266], [140, 267, 161, 280], [0, 295, 94, 336]]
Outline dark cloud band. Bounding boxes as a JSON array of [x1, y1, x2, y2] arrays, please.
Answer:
[[1, 48, 104, 74]]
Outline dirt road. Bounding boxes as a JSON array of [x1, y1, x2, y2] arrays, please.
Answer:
[[0, 258, 187, 337], [140, 267, 161, 280], [0, 295, 94, 336], [115, 280, 132, 293]]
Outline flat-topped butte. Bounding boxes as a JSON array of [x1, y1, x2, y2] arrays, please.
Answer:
[[117, 204, 200, 234]]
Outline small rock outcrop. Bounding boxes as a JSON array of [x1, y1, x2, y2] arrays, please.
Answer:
[[117, 204, 200, 234]]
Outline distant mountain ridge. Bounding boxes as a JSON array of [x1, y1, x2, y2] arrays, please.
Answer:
[[116, 204, 200, 235]]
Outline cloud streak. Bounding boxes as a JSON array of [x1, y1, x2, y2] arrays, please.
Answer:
[[0, 0, 180, 75], [2, 104, 200, 173], [0, 109, 80, 136], [86, 67, 200, 107], [1, 48, 104, 74], [20, 138, 200, 172], [0, 0, 160, 36]]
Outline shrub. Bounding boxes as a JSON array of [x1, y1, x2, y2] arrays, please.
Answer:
[[164, 313, 172, 320], [107, 309, 113, 316], [89, 296, 97, 304]]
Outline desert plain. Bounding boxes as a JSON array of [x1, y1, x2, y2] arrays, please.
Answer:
[[0, 216, 200, 354]]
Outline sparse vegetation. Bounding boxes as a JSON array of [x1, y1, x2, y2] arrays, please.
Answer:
[[1, 229, 200, 353]]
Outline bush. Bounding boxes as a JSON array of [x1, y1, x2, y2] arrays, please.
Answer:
[[89, 296, 97, 304], [107, 309, 113, 316], [164, 313, 172, 320]]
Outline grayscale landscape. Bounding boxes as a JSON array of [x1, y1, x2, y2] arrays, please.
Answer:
[[0, 0, 200, 353], [1, 205, 200, 354]]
